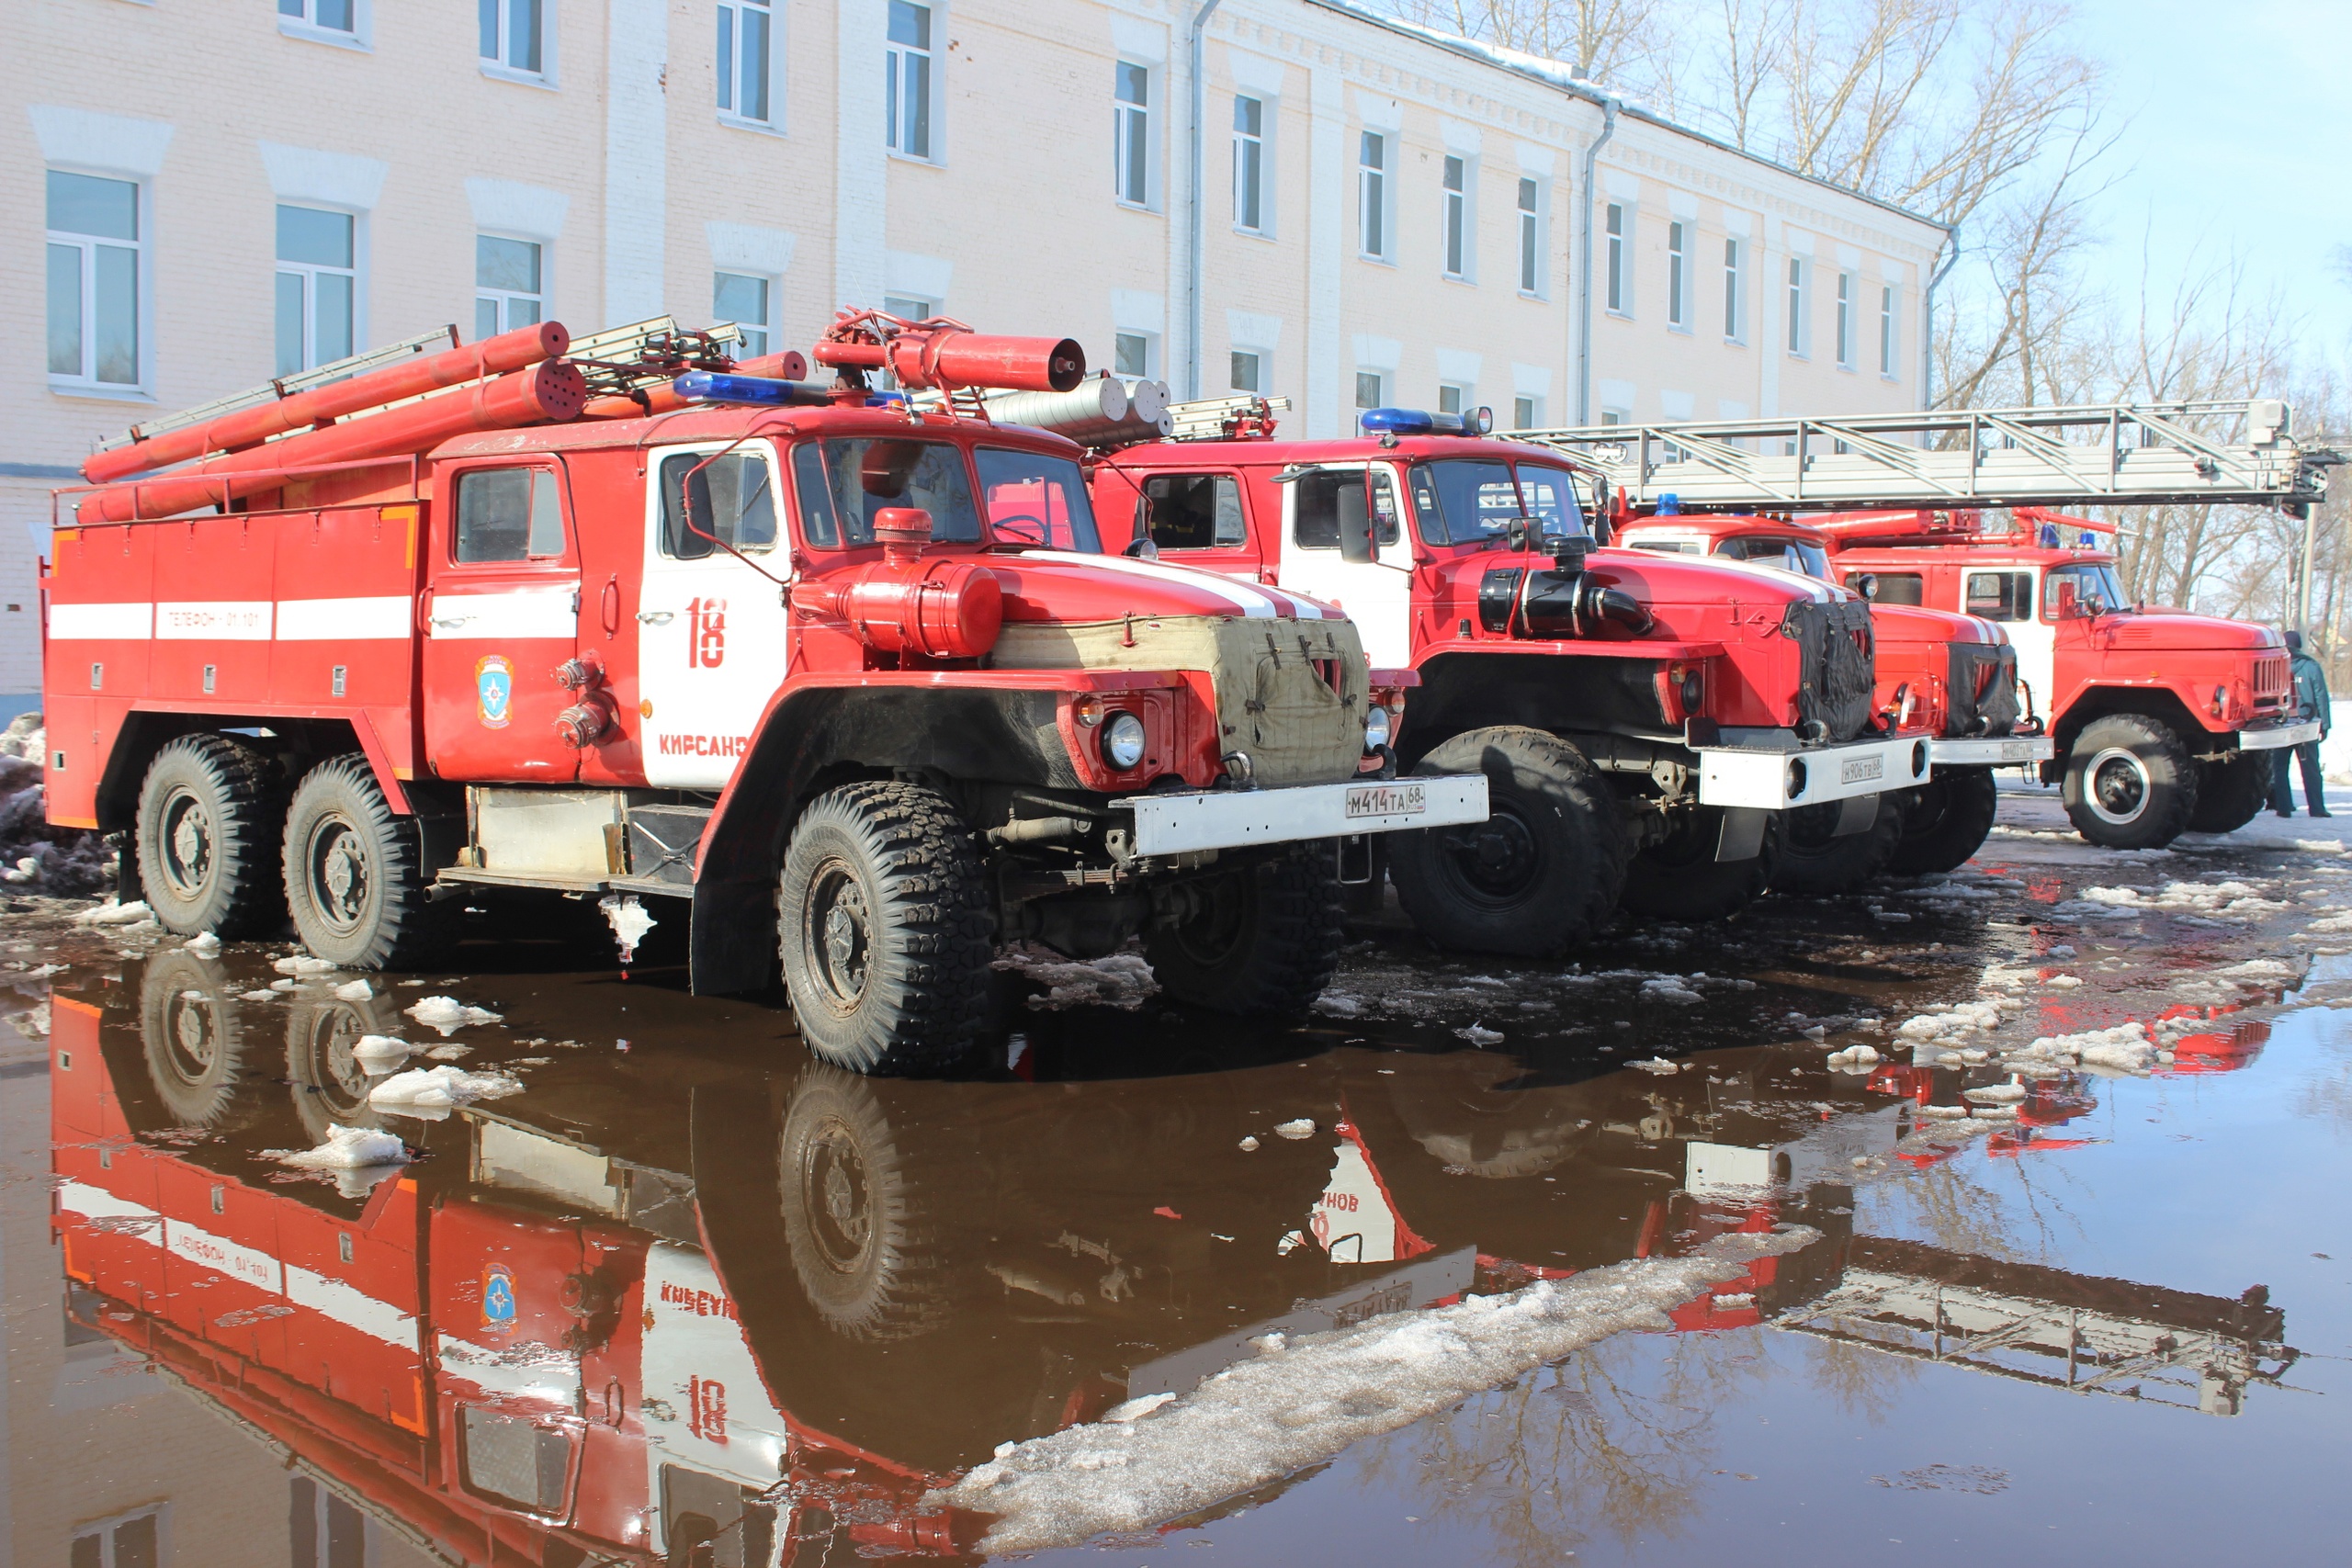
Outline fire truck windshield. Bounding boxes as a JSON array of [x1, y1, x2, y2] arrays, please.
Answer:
[[975, 447, 1102, 551], [1408, 459, 1587, 547], [1713, 536, 1831, 579], [791, 437, 983, 547], [2047, 560, 2126, 617]]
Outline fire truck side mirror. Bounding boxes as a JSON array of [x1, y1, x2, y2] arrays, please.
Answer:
[[1337, 471, 1376, 564], [2054, 579, 2078, 618]]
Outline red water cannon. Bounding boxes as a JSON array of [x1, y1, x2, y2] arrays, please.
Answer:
[[788, 507, 1005, 660], [812, 308, 1084, 395]]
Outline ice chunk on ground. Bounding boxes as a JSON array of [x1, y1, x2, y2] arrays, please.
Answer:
[[184, 931, 221, 955], [1894, 1000, 2004, 1043], [1639, 977, 1703, 1004], [274, 1123, 409, 1170], [2019, 1020, 2155, 1074], [1238, 1136, 1260, 1152], [74, 900, 153, 926], [424, 1043, 472, 1061], [928, 1226, 1820, 1553], [368, 1065, 520, 1111], [1103, 1392, 1176, 1424], [1453, 1023, 1505, 1044], [992, 944, 1159, 1011], [406, 996, 502, 1033], [1916, 1104, 1971, 1120], [1628, 1057, 1680, 1075], [1272, 1119, 1316, 1139], [1962, 1083, 2026, 1103], [599, 893, 656, 962], [351, 1035, 413, 1070], [2076, 879, 2290, 921], [1826, 1045, 1881, 1069], [333, 979, 373, 1001], [274, 954, 339, 975]]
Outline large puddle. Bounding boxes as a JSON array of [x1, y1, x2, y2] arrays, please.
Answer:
[[8, 794, 2351, 1564]]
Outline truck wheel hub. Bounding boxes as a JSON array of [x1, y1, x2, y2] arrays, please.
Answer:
[[161, 789, 213, 897], [305, 818, 371, 931], [2085, 746, 2150, 824], [1443, 809, 1540, 900], [808, 866, 872, 1006]]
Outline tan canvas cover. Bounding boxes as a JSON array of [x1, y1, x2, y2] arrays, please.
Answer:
[[996, 615, 1369, 788]]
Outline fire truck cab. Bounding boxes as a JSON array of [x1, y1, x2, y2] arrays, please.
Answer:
[[1821, 508, 2310, 849]]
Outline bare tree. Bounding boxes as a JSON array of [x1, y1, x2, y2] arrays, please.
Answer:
[[1386, 0, 1679, 96]]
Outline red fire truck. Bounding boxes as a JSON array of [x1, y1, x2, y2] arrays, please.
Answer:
[[1521, 400, 2333, 852], [40, 313, 1483, 1073], [1613, 509, 2049, 885], [1087, 404, 1926, 951]]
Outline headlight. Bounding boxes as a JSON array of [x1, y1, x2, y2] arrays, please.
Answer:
[[1102, 711, 1148, 771], [1363, 705, 1393, 751]]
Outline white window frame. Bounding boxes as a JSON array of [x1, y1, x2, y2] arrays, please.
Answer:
[[1232, 93, 1270, 236], [1667, 220, 1689, 331], [1834, 269, 1855, 368], [887, 1, 940, 163], [1604, 201, 1630, 316], [1516, 177, 1544, 297], [1879, 281, 1900, 378], [1512, 394, 1543, 430], [717, 0, 780, 130], [1230, 346, 1268, 394], [1723, 236, 1744, 343], [46, 169, 149, 398], [1114, 60, 1154, 209], [276, 203, 362, 378], [883, 292, 934, 323], [474, 231, 547, 340], [1354, 368, 1385, 412], [713, 269, 775, 356], [1786, 255, 1809, 357], [1441, 154, 1471, 281], [1358, 130, 1391, 262], [480, 0, 555, 85], [1437, 382, 1471, 417], [1114, 331, 1159, 378], [277, 0, 369, 51]]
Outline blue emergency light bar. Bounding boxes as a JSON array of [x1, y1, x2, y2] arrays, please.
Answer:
[[1359, 405, 1495, 436], [673, 371, 834, 407]]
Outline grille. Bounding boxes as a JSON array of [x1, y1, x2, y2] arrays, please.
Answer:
[[1783, 599, 1877, 741], [2253, 652, 2290, 710], [1945, 641, 2021, 736]]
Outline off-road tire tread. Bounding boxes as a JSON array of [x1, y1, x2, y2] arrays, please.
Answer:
[[281, 754, 453, 970], [136, 733, 284, 938], [1772, 794, 1909, 896], [1146, 846, 1346, 1018], [2062, 712, 2198, 850], [778, 1069, 956, 1341], [778, 781, 995, 1075], [2188, 755, 2268, 835], [1889, 767, 2000, 874]]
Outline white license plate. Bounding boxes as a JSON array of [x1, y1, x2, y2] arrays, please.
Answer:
[[1346, 783, 1427, 818], [1839, 755, 1884, 785], [2001, 739, 2036, 761]]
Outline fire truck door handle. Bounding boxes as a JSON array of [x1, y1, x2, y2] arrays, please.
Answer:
[[601, 577, 620, 636], [430, 615, 472, 628], [637, 610, 674, 626]]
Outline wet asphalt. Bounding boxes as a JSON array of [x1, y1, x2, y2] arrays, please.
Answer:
[[6, 779, 2349, 1566]]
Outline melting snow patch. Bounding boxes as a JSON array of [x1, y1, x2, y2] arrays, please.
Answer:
[[992, 945, 1159, 1011], [1313, 993, 1363, 1017], [928, 1227, 1819, 1553], [273, 954, 339, 976], [2014, 1021, 2157, 1075], [1894, 1001, 2005, 1043], [1272, 1119, 1317, 1140], [74, 900, 153, 926], [368, 1066, 519, 1112], [350, 1035, 413, 1070], [599, 894, 657, 962], [405, 996, 502, 1034], [1916, 1104, 1970, 1120], [1454, 1023, 1505, 1045], [2077, 880, 2290, 921], [1962, 1083, 2026, 1104], [1825, 1045, 1880, 1070], [1628, 1057, 1681, 1075], [274, 1124, 409, 1170], [333, 979, 374, 1001], [184, 931, 221, 956], [1639, 977, 1703, 1004]]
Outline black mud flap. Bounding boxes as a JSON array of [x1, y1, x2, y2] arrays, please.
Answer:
[[1715, 806, 1770, 862]]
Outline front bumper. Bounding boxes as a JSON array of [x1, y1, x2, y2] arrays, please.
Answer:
[[2237, 719, 2323, 751], [1929, 735, 2054, 767], [1696, 732, 1931, 811], [1120, 776, 1489, 856]]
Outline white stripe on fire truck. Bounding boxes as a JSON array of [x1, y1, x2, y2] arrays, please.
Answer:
[[436, 1334, 582, 1402], [58, 1180, 164, 1235], [156, 601, 275, 640], [277, 595, 413, 640], [1021, 549, 1302, 619], [285, 1263, 420, 1347], [424, 586, 579, 640], [47, 602, 155, 640]]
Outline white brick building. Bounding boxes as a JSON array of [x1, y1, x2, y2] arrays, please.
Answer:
[[3, 0, 1948, 698]]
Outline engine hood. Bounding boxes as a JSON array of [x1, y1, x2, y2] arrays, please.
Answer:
[[2094, 610, 2283, 652], [984, 549, 1341, 625], [1871, 604, 2005, 648]]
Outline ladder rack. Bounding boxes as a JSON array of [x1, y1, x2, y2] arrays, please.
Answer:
[[1510, 399, 2337, 515]]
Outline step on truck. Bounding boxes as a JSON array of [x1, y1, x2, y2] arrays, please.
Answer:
[[1519, 399, 2335, 852], [41, 312, 1485, 1073], [1084, 401, 1928, 953], [1614, 508, 2051, 885]]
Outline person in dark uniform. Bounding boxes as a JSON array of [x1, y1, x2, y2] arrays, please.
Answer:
[[2271, 630, 2332, 818]]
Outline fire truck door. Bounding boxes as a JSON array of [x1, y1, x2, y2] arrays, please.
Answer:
[[1968, 568, 2052, 711], [1278, 463, 1411, 664], [637, 443, 791, 787], [423, 461, 583, 781]]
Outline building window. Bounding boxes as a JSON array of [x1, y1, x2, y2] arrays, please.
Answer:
[[275, 205, 356, 378], [475, 234, 543, 339], [713, 271, 770, 355], [1114, 332, 1157, 377], [717, 0, 774, 123], [1442, 155, 1468, 279], [1233, 96, 1266, 232], [1231, 350, 1262, 393], [1604, 202, 1627, 314], [886, 1, 933, 159], [1723, 236, 1743, 341], [1835, 271, 1853, 367], [1786, 256, 1807, 355], [1513, 394, 1541, 430], [71, 1507, 160, 1568], [479, 0, 545, 74], [1359, 131, 1387, 259], [280, 0, 356, 35], [1879, 282, 1898, 377], [46, 171, 142, 390], [1667, 220, 1688, 328], [290, 1476, 367, 1568], [1600, 409, 1623, 426], [1114, 62, 1151, 206], [1438, 383, 1466, 416], [883, 293, 933, 322], [1518, 178, 1542, 294], [1355, 370, 1384, 411]]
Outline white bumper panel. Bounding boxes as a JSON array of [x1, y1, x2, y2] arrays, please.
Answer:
[[1697, 733, 1931, 811], [2237, 719, 2322, 751], [1929, 736, 2054, 767], [1122, 775, 1489, 856]]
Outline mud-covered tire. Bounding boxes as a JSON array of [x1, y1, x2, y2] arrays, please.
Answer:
[[138, 950, 258, 1130], [2063, 713, 2197, 850], [1387, 726, 1629, 956], [777, 1066, 952, 1342], [1145, 845, 1344, 1017], [135, 734, 283, 939], [1890, 767, 2000, 874], [282, 755, 451, 969], [1620, 807, 1781, 922], [2189, 755, 2269, 834], [1771, 795, 1906, 896], [778, 782, 994, 1075]]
